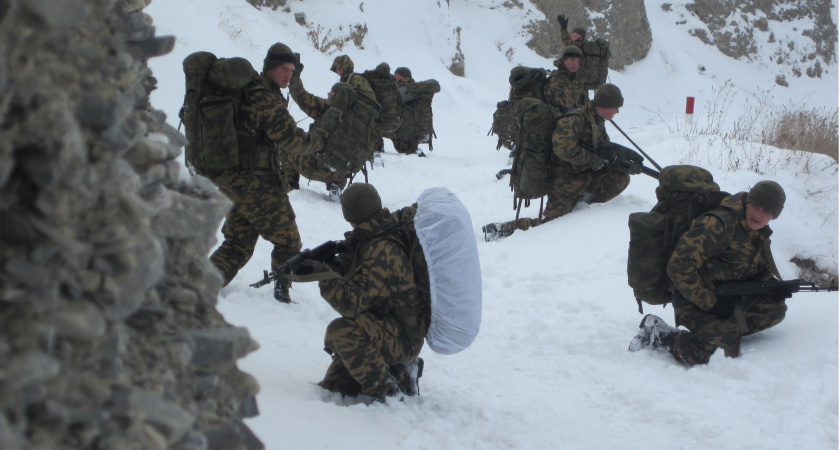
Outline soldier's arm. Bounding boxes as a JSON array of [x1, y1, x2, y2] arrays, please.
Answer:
[[561, 29, 574, 47], [551, 115, 601, 170], [666, 214, 731, 310], [250, 88, 325, 156], [318, 240, 406, 318], [288, 77, 330, 119]]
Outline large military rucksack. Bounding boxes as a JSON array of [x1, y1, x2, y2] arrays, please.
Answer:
[[509, 97, 560, 201], [360, 67, 402, 135], [309, 82, 381, 175], [384, 187, 482, 355], [489, 66, 548, 152], [179, 51, 257, 187], [627, 165, 731, 313], [396, 79, 441, 150], [579, 39, 611, 90]]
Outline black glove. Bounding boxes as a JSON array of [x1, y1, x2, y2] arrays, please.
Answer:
[[708, 299, 735, 319], [556, 14, 569, 30], [624, 160, 643, 175], [588, 156, 606, 172], [294, 52, 303, 76]]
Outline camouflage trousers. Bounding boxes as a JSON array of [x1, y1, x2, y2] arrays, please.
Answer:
[[503, 166, 630, 232], [210, 170, 302, 287], [320, 312, 421, 397], [671, 294, 787, 365], [282, 154, 348, 190], [392, 138, 420, 155]]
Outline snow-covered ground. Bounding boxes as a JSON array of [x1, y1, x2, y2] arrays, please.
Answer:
[[145, 0, 839, 448]]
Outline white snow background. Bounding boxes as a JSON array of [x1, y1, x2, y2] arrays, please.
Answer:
[[144, 0, 839, 448]]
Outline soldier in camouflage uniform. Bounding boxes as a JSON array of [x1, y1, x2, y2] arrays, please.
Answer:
[[292, 183, 428, 401], [286, 72, 352, 198], [329, 55, 383, 161], [209, 43, 324, 303], [629, 181, 788, 366], [556, 14, 586, 47], [392, 67, 424, 156], [544, 46, 589, 113], [483, 84, 634, 240]]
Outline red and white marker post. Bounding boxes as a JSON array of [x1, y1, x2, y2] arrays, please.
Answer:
[[685, 96, 695, 125]]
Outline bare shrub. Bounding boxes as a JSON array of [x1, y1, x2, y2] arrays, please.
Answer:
[[761, 107, 839, 162]]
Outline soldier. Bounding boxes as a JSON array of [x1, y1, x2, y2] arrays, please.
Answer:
[[629, 181, 789, 365], [209, 42, 324, 303], [483, 83, 639, 241], [292, 183, 428, 402], [392, 66, 424, 156], [544, 45, 589, 113], [556, 14, 586, 47], [286, 69, 353, 200], [330, 55, 382, 163]]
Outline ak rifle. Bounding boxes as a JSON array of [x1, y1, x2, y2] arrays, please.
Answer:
[[250, 240, 344, 288], [716, 278, 838, 299]]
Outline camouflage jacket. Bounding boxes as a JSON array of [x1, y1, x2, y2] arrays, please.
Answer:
[[560, 29, 576, 48], [551, 102, 609, 170], [543, 65, 589, 113], [667, 192, 776, 311], [288, 77, 330, 120], [318, 208, 425, 341], [239, 73, 325, 159]]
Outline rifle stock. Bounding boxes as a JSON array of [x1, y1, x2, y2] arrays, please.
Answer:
[[249, 240, 344, 288], [716, 278, 838, 298]]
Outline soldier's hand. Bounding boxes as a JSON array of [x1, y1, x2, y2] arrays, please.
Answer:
[[624, 160, 643, 175], [770, 286, 793, 302], [588, 156, 607, 172], [294, 52, 303, 76], [556, 14, 569, 30], [708, 299, 734, 319], [290, 260, 340, 283]]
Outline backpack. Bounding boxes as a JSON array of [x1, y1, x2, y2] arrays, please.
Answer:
[[627, 165, 731, 313], [579, 39, 610, 90], [361, 67, 402, 135], [390, 187, 482, 355], [509, 97, 560, 201], [396, 80, 441, 149], [309, 82, 381, 174], [179, 51, 257, 187], [488, 66, 548, 152]]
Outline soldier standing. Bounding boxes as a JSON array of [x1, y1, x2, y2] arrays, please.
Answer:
[[483, 83, 638, 241], [544, 45, 589, 113], [630, 182, 789, 365], [556, 14, 587, 47], [392, 66, 424, 156], [292, 183, 429, 402], [209, 42, 324, 303]]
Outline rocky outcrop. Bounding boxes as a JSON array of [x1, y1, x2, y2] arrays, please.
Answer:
[[525, 0, 653, 71], [0, 0, 262, 449]]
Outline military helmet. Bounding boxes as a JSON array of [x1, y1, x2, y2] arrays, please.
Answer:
[[746, 180, 786, 218], [263, 43, 297, 72], [341, 183, 382, 224], [593, 83, 624, 108], [561, 45, 583, 60]]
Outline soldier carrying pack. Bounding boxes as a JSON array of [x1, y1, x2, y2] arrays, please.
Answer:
[[361, 63, 402, 135], [395, 79, 441, 151], [578, 39, 611, 90]]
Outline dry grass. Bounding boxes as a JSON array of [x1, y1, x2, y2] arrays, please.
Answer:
[[761, 107, 839, 162]]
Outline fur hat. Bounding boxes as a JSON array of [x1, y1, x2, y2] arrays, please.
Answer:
[[746, 180, 786, 218], [263, 43, 297, 72], [341, 183, 382, 224]]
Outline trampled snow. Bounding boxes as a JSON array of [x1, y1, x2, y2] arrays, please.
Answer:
[[145, 0, 839, 448]]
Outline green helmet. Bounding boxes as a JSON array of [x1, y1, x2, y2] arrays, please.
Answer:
[[593, 83, 624, 108]]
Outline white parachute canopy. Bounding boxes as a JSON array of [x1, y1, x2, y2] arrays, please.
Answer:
[[414, 187, 482, 355]]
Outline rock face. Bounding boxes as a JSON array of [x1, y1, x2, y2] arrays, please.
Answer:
[[0, 1, 262, 449]]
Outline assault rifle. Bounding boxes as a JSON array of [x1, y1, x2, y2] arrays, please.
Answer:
[[580, 142, 660, 179], [716, 278, 838, 299], [249, 240, 344, 288]]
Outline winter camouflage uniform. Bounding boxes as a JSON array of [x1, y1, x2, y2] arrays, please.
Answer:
[[285, 77, 349, 190], [318, 209, 429, 397], [392, 75, 420, 154], [666, 192, 786, 365], [209, 72, 324, 287], [501, 102, 629, 232], [544, 61, 589, 113]]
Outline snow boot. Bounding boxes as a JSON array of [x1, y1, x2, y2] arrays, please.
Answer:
[[628, 314, 682, 352], [328, 182, 343, 203], [389, 358, 424, 396], [273, 277, 292, 304], [482, 222, 514, 242], [495, 168, 512, 180], [416, 148, 427, 157], [370, 380, 404, 404]]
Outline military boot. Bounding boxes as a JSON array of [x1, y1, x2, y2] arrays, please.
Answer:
[[628, 314, 682, 352], [328, 182, 343, 203], [273, 274, 292, 304], [482, 222, 515, 242], [369, 378, 404, 404], [495, 168, 512, 180], [389, 358, 424, 396]]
